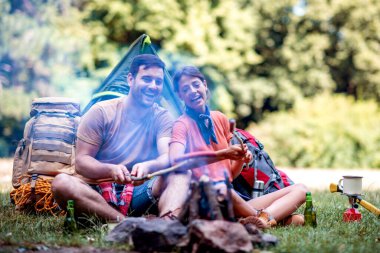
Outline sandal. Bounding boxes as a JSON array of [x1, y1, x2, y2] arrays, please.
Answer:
[[239, 210, 277, 229], [239, 215, 270, 229], [257, 210, 277, 227]]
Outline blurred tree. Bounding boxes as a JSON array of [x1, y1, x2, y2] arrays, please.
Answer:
[[323, 0, 380, 101], [251, 94, 380, 168], [1, 0, 380, 162], [78, 0, 380, 128], [0, 0, 107, 156], [82, 0, 266, 122]]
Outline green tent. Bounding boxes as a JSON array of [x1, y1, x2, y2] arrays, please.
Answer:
[[82, 34, 182, 117]]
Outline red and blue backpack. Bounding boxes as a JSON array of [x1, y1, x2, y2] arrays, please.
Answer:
[[231, 129, 294, 200]]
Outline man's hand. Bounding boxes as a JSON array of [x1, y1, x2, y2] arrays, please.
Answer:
[[131, 162, 151, 186], [110, 164, 131, 184]]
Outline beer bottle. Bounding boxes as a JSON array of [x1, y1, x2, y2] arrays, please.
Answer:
[[64, 200, 78, 234], [304, 192, 317, 227]]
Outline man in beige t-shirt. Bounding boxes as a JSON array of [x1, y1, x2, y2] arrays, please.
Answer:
[[52, 54, 189, 221]]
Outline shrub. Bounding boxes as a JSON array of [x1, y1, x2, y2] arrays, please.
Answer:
[[249, 94, 380, 168]]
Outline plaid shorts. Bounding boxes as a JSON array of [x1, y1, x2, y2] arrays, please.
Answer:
[[91, 177, 158, 216]]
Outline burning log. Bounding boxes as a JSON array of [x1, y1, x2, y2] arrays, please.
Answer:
[[189, 181, 201, 221], [199, 175, 224, 220], [106, 176, 278, 253], [178, 181, 201, 223]]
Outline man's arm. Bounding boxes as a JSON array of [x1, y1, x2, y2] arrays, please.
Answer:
[[76, 139, 131, 184], [130, 136, 171, 178]]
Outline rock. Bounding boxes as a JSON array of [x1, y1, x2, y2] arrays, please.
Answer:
[[106, 217, 188, 252], [105, 217, 146, 245], [187, 219, 253, 253], [260, 233, 278, 247], [241, 223, 278, 247]]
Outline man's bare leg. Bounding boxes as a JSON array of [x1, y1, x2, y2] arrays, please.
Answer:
[[151, 172, 191, 217], [52, 174, 124, 222]]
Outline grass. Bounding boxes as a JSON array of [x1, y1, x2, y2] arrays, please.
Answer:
[[1, 191, 379, 253], [269, 191, 380, 253]]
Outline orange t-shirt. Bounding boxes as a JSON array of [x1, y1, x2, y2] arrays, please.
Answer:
[[170, 111, 233, 181]]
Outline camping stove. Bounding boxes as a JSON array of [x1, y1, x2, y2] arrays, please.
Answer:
[[343, 195, 362, 222]]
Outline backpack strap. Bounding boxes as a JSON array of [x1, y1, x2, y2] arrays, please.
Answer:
[[30, 174, 38, 204], [33, 131, 76, 145], [32, 142, 72, 154], [30, 154, 72, 164]]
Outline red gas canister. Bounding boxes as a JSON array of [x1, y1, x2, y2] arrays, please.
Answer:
[[343, 208, 362, 222]]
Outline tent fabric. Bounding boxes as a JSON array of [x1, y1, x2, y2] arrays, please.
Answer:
[[82, 34, 183, 117]]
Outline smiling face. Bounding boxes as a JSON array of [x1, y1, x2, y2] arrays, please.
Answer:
[[177, 75, 208, 113], [128, 65, 164, 108]]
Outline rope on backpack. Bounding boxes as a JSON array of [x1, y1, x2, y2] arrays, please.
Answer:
[[10, 175, 65, 216]]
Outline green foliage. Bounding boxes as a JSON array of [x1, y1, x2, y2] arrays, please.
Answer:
[[1, 0, 380, 162], [250, 94, 380, 168], [0, 0, 107, 156], [1, 191, 379, 252], [0, 88, 33, 156], [80, 0, 380, 126], [0, 1, 96, 95], [0, 88, 34, 120]]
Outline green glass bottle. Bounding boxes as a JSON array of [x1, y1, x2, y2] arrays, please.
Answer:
[[64, 200, 78, 234], [304, 192, 317, 227]]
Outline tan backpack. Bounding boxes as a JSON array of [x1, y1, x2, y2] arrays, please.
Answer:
[[11, 97, 80, 214]]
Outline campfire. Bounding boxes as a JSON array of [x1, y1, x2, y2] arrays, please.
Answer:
[[106, 174, 277, 253]]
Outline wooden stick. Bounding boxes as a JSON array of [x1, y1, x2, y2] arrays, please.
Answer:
[[229, 118, 248, 172], [90, 160, 190, 183], [86, 151, 221, 184], [173, 151, 218, 163], [134, 160, 189, 180], [229, 119, 244, 149], [82, 148, 234, 184]]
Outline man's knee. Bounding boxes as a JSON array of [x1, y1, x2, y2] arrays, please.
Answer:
[[51, 173, 77, 199], [153, 173, 190, 196], [166, 172, 191, 188]]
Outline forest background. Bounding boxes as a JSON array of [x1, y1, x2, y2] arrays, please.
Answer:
[[1, 0, 380, 169]]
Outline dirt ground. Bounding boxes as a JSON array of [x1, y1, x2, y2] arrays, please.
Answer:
[[1, 158, 379, 193]]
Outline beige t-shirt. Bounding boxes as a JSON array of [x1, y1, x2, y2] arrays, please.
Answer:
[[77, 97, 174, 168]]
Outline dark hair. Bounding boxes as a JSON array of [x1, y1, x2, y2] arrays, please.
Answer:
[[172, 66, 206, 92], [129, 54, 165, 77]]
